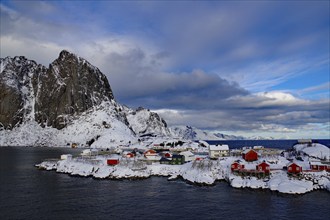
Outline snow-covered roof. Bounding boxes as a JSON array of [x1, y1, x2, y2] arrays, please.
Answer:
[[179, 151, 195, 157], [209, 144, 229, 151], [310, 161, 329, 166], [242, 149, 256, 154], [253, 146, 264, 149], [198, 140, 209, 147]]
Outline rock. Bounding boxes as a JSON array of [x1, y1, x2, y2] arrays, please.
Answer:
[[0, 50, 170, 138], [0, 50, 114, 129]]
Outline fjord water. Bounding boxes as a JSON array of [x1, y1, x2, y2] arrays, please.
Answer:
[[0, 141, 329, 220]]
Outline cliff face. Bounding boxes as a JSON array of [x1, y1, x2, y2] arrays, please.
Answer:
[[35, 50, 115, 128], [0, 56, 46, 128], [0, 50, 114, 129], [0, 50, 170, 138]]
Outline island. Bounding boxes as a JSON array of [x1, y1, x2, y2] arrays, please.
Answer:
[[36, 139, 330, 195]]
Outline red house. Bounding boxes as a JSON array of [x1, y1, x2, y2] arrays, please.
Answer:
[[310, 162, 329, 171], [107, 158, 119, 166], [231, 162, 245, 172], [287, 163, 302, 174], [256, 162, 270, 174], [126, 152, 135, 158], [242, 149, 258, 162], [164, 152, 172, 158], [144, 149, 157, 156]]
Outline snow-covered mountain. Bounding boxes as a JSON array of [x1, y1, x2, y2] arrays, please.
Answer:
[[0, 50, 274, 146], [0, 50, 170, 146], [170, 126, 246, 140]]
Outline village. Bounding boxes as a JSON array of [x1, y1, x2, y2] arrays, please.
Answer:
[[37, 139, 330, 194]]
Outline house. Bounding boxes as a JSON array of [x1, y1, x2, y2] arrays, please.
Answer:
[[126, 152, 135, 158], [208, 144, 229, 159], [107, 158, 119, 166], [256, 162, 270, 174], [287, 163, 302, 174], [253, 146, 264, 150], [231, 161, 245, 172], [179, 151, 195, 162], [171, 155, 185, 165], [310, 161, 330, 171], [242, 149, 258, 162], [81, 149, 98, 156], [160, 157, 171, 165], [144, 149, 157, 156], [144, 149, 161, 161], [60, 154, 72, 160]]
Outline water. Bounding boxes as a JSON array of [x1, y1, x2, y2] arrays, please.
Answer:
[[0, 144, 329, 220], [206, 139, 330, 149]]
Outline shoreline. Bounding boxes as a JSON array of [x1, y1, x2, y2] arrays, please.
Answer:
[[36, 154, 330, 195]]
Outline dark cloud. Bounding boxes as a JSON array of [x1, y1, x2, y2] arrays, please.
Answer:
[[1, 1, 329, 138]]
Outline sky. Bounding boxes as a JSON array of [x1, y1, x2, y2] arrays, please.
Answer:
[[0, 0, 329, 139]]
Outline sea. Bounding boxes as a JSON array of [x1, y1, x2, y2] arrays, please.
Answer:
[[0, 140, 329, 220]]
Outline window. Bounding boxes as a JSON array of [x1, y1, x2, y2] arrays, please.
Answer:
[[288, 167, 292, 171], [296, 167, 300, 171]]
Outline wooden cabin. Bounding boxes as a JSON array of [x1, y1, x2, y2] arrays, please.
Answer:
[[208, 144, 229, 159], [107, 158, 119, 166], [231, 162, 245, 172], [60, 154, 72, 160], [310, 162, 329, 171], [126, 152, 135, 158], [179, 151, 195, 162], [144, 149, 160, 161], [160, 157, 171, 165], [287, 163, 302, 174], [242, 149, 258, 162], [171, 155, 185, 165], [256, 162, 270, 174]]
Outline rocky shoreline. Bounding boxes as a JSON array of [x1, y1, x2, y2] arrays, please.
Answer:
[[36, 155, 330, 195]]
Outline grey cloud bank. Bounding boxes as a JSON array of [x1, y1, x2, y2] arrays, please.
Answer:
[[0, 1, 329, 139]]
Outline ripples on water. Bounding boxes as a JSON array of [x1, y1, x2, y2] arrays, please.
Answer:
[[0, 143, 329, 220]]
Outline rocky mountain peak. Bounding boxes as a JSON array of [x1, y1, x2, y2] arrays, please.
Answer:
[[0, 50, 115, 129], [1, 50, 170, 139]]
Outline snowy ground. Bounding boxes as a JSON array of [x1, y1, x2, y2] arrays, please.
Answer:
[[36, 154, 330, 195]]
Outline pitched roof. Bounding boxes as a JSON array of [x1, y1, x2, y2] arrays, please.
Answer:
[[209, 144, 229, 151]]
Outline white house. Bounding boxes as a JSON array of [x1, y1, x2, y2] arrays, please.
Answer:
[[144, 149, 161, 161], [208, 144, 229, 159], [179, 151, 196, 162], [60, 154, 72, 160], [81, 149, 98, 156]]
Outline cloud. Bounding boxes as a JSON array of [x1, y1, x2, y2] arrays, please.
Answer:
[[1, 1, 329, 139], [155, 90, 329, 139]]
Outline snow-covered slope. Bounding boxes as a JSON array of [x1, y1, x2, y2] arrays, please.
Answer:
[[125, 107, 170, 136], [294, 143, 330, 160], [0, 50, 170, 146], [0, 101, 137, 147]]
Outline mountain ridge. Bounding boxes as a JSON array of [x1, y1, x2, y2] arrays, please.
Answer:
[[0, 50, 170, 146], [0, 50, 273, 147]]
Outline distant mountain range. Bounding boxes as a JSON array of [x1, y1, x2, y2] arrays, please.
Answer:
[[169, 125, 274, 140], [0, 50, 272, 146]]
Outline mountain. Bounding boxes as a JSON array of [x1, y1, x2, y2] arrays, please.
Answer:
[[170, 126, 246, 140], [0, 50, 114, 129], [0, 50, 169, 146]]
